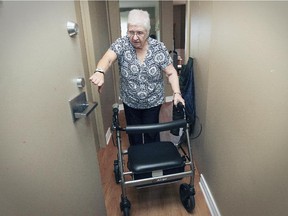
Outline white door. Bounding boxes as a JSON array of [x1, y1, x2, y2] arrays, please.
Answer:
[[0, 1, 106, 215]]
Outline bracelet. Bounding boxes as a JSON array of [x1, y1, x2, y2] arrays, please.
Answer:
[[94, 68, 105, 75], [173, 92, 182, 96]]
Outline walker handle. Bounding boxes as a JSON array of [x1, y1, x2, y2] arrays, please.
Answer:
[[125, 119, 187, 134]]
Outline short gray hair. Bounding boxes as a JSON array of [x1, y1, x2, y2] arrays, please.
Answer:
[[127, 9, 151, 33]]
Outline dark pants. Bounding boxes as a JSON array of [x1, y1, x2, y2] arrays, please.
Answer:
[[123, 103, 162, 145]]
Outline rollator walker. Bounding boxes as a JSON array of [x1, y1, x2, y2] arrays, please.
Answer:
[[111, 103, 196, 216]]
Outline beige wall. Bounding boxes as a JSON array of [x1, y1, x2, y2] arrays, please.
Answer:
[[188, 1, 288, 215], [160, 0, 174, 96]]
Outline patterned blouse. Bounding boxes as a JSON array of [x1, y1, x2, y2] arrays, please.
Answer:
[[110, 36, 172, 109]]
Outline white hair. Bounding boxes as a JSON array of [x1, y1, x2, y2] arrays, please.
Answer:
[[127, 9, 151, 33]]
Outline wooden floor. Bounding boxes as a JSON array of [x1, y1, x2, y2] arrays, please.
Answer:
[[98, 102, 211, 216]]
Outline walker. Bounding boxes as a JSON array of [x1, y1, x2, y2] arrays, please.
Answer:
[[111, 103, 196, 216]]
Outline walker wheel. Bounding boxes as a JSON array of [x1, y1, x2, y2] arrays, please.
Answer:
[[180, 183, 195, 212], [120, 196, 131, 216], [113, 160, 121, 184], [123, 207, 130, 216]]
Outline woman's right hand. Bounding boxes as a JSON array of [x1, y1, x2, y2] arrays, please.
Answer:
[[89, 72, 104, 93]]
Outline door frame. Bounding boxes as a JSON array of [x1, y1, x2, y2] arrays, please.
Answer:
[[74, 0, 105, 150], [75, 0, 121, 150]]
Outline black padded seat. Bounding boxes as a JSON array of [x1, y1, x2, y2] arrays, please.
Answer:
[[128, 141, 184, 174]]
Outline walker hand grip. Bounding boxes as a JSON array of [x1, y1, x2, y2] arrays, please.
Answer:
[[177, 102, 184, 110], [111, 103, 120, 129], [175, 102, 186, 119]]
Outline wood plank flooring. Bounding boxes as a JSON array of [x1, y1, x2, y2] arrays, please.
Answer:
[[98, 102, 211, 216]]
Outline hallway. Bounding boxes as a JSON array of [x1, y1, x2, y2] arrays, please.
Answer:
[[98, 102, 211, 216]]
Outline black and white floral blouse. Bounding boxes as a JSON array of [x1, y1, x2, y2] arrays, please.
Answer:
[[110, 36, 172, 109]]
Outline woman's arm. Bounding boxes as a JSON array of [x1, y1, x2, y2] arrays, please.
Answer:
[[163, 64, 185, 106], [89, 49, 117, 93]]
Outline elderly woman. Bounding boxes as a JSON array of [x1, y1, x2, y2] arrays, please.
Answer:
[[90, 9, 184, 145]]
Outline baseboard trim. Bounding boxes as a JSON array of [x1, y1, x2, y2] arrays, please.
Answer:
[[199, 174, 221, 216], [105, 127, 112, 145], [165, 95, 173, 102], [119, 103, 124, 111]]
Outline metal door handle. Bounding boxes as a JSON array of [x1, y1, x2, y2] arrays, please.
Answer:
[[74, 102, 97, 119], [69, 92, 98, 122]]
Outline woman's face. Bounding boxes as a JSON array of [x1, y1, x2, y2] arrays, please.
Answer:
[[127, 24, 148, 49]]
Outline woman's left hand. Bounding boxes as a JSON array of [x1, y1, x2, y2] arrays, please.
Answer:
[[173, 93, 185, 106]]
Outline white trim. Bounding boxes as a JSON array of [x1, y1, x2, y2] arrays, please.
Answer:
[[165, 95, 173, 103], [199, 174, 221, 216], [119, 103, 124, 111], [105, 127, 112, 145]]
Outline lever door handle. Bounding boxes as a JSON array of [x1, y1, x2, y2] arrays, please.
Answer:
[[69, 92, 98, 122], [74, 102, 98, 119]]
